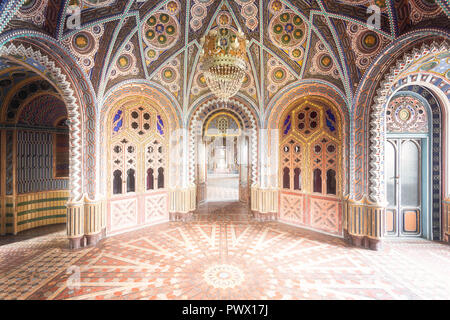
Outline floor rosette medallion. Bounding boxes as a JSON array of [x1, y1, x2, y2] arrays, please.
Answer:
[[203, 264, 245, 289]]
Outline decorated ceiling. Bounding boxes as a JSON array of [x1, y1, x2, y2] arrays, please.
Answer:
[[1, 0, 449, 114]]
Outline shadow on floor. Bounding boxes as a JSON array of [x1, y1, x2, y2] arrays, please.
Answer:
[[0, 224, 66, 246]]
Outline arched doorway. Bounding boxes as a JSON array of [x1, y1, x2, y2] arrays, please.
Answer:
[[384, 89, 443, 239], [0, 39, 95, 243], [104, 97, 170, 235], [355, 40, 450, 243], [278, 97, 344, 235], [0, 80, 70, 236], [189, 98, 258, 208], [199, 110, 250, 203]]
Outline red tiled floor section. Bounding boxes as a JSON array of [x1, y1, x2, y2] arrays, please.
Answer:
[[0, 202, 449, 300]]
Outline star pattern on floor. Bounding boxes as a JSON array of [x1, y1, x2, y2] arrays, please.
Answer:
[[0, 202, 449, 300]]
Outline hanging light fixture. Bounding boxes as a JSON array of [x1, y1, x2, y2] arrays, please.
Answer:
[[200, 28, 249, 102]]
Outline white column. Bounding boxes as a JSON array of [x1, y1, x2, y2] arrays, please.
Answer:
[[259, 128, 268, 188]]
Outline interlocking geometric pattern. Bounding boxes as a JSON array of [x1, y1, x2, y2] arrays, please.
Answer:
[[279, 98, 342, 235], [310, 198, 340, 234], [107, 98, 169, 236], [386, 94, 429, 133], [109, 198, 137, 233], [0, 202, 450, 300], [17, 131, 68, 194], [279, 193, 304, 224], [144, 194, 167, 223], [356, 41, 449, 203]]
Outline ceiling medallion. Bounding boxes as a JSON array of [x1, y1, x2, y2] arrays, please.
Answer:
[[200, 28, 249, 102]]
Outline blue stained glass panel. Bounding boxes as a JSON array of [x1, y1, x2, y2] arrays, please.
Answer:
[[283, 115, 292, 135], [114, 119, 123, 132], [113, 110, 123, 133], [325, 109, 336, 132], [326, 109, 336, 122], [157, 115, 164, 135], [326, 118, 336, 132]]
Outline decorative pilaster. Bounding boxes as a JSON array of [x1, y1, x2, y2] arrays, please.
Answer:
[[84, 196, 105, 246], [4, 196, 14, 235], [251, 186, 278, 221], [0, 129, 5, 236], [67, 200, 84, 249], [67, 195, 106, 248], [344, 196, 385, 250], [169, 187, 196, 221], [443, 198, 450, 243], [11, 129, 17, 235]]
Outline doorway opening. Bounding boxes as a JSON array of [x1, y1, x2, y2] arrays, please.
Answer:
[[384, 93, 434, 238], [206, 135, 239, 202], [197, 110, 250, 205], [0, 58, 70, 238]]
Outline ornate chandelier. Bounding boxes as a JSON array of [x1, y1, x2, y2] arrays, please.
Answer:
[[200, 28, 248, 102]]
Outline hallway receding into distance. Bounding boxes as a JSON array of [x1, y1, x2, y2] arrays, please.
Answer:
[[206, 174, 239, 202], [0, 202, 449, 300]]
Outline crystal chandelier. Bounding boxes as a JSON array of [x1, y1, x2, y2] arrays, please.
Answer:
[[200, 28, 248, 102]]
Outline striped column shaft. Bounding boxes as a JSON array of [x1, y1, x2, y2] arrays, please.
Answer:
[[84, 196, 107, 246], [67, 201, 84, 249], [169, 187, 196, 214], [84, 199, 102, 235], [345, 197, 385, 250]]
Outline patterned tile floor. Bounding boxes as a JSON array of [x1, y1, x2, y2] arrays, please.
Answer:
[[0, 201, 449, 300]]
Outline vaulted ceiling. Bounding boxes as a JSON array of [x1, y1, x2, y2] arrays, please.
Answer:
[[2, 0, 449, 111]]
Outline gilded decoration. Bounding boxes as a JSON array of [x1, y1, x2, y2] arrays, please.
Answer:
[[279, 97, 342, 196], [204, 111, 241, 137]]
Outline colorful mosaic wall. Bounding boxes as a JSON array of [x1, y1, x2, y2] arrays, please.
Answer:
[[16, 131, 68, 194], [0, 1, 447, 248], [0, 0, 25, 34]]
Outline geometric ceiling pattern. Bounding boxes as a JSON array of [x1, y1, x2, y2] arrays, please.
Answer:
[[17, 94, 67, 127], [0, 59, 59, 123], [1, 0, 448, 115]]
